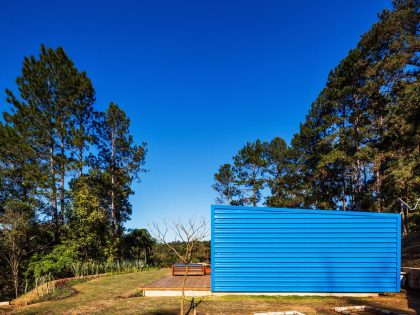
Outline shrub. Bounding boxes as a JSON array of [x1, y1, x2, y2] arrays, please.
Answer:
[[27, 243, 78, 279]]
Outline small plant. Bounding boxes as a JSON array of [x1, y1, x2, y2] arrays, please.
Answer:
[[128, 290, 144, 298], [65, 278, 89, 286], [70, 259, 146, 277], [32, 277, 90, 303], [37, 285, 74, 302]]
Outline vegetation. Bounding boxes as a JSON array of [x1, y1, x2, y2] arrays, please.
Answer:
[[0, 45, 147, 300], [0, 0, 418, 309], [152, 240, 210, 267], [5, 269, 415, 315], [121, 229, 154, 264], [213, 0, 419, 234], [35, 280, 78, 303], [0, 208, 36, 298]]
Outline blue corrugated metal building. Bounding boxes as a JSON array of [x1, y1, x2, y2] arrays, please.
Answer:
[[211, 205, 401, 293]]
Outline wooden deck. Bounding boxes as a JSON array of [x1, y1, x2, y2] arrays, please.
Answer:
[[141, 275, 211, 291]]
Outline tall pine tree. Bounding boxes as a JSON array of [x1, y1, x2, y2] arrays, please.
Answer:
[[94, 102, 146, 253], [4, 45, 95, 240], [212, 163, 242, 205], [233, 140, 269, 206]]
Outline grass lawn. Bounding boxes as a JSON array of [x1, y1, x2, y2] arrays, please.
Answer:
[[0, 269, 418, 315]]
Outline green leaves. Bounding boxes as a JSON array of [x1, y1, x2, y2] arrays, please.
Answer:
[[213, 1, 419, 216], [213, 138, 296, 208], [121, 229, 155, 263], [93, 102, 147, 242], [233, 139, 269, 206], [212, 164, 242, 205], [1, 46, 146, 298], [66, 173, 112, 262], [3, 45, 96, 240], [27, 243, 79, 279]]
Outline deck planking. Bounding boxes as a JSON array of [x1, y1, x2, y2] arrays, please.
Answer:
[[141, 275, 211, 291]]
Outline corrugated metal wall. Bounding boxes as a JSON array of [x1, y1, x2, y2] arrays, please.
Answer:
[[211, 205, 401, 293]]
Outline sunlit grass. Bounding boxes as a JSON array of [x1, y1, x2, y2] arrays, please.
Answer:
[[7, 269, 413, 315]]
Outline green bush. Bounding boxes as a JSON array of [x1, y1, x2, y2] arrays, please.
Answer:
[[27, 243, 79, 279]]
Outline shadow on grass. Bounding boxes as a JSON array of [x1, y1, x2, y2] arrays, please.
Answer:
[[186, 297, 205, 315], [406, 288, 420, 314], [146, 298, 206, 315]]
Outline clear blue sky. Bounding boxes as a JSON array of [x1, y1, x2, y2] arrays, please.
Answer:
[[1, 0, 390, 238]]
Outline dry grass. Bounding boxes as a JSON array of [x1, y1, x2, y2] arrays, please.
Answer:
[[0, 269, 418, 315]]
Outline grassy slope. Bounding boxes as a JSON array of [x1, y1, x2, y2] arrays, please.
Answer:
[[6, 269, 172, 315], [1, 268, 417, 315]]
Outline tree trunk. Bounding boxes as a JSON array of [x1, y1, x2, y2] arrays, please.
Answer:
[[111, 175, 115, 230], [341, 102, 347, 211], [59, 139, 65, 225], [376, 112, 384, 213], [79, 145, 83, 176], [341, 187, 346, 211], [375, 164, 382, 212], [11, 253, 19, 298], [180, 265, 189, 315], [353, 101, 362, 210], [50, 134, 58, 241], [252, 177, 257, 206], [403, 192, 411, 235], [13, 273, 18, 298], [356, 158, 362, 209], [363, 164, 367, 192], [400, 200, 408, 236], [350, 172, 355, 210], [111, 129, 116, 233]]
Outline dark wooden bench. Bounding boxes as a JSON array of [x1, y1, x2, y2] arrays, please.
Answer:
[[172, 264, 205, 276]]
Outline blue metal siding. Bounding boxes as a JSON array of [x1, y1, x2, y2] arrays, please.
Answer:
[[211, 205, 401, 293]]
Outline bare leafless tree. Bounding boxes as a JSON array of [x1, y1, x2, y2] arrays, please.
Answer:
[[151, 216, 208, 315]]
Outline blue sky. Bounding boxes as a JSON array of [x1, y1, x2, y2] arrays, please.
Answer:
[[1, 0, 390, 238]]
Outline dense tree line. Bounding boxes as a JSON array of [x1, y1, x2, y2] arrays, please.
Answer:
[[121, 229, 210, 268], [213, 1, 419, 233], [0, 46, 146, 299], [151, 241, 211, 267]]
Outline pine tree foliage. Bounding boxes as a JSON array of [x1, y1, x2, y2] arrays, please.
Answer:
[[1, 46, 146, 298], [3, 45, 95, 240], [233, 139, 269, 206], [213, 1, 419, 234], [93, 102, 147, 244], [212, 164, 243, 205]]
